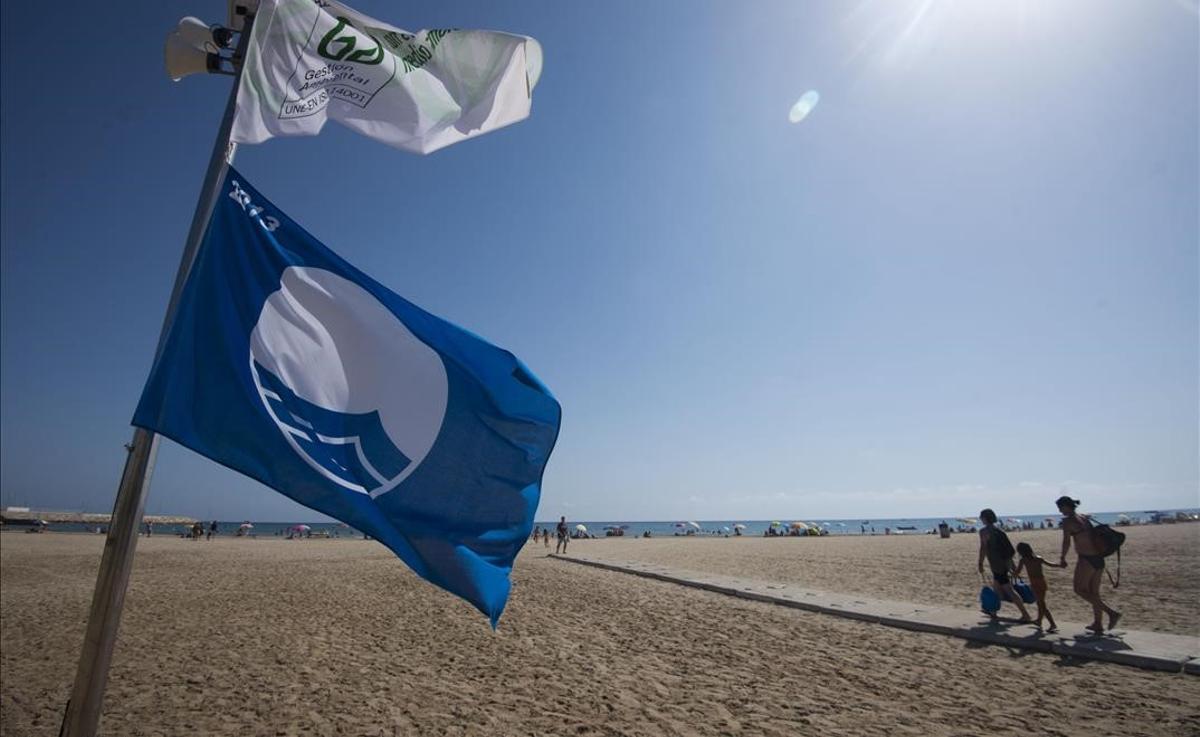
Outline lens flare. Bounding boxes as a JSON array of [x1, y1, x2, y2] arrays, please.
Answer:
[[788, 90, 820, 123]]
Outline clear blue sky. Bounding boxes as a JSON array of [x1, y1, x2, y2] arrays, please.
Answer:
[[2, 0, 1196, 522]]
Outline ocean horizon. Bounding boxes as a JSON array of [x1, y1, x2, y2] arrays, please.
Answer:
[[18, 507, 1199, 538]]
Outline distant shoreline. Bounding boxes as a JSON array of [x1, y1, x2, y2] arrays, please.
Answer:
[[0, 510, 196, 526], [4, 507, 1196, 537]]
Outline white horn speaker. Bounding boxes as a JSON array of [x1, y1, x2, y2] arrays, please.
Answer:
[[176, 16, 219, 51], [164, 32, 216, 81]]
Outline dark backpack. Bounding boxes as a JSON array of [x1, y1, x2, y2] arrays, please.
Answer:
[[1092, 522, 1125, 557], [1086, 516, 1126, 588]]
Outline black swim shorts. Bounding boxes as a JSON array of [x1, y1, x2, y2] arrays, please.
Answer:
[[1079, 554, 1105, 571], [991, 570, 1010, 585]]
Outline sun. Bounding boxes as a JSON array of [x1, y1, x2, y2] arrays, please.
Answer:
[[844, 0, 1075, 69]]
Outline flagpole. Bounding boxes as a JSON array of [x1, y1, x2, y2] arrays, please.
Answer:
[[61, 15, 255, 737]]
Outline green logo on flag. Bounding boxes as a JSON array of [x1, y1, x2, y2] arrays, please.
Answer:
[[317, 17, 384, 65]]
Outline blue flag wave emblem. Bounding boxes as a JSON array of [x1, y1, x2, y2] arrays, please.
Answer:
[[134, 167, 561, 625], [252, 362, 413, 493]]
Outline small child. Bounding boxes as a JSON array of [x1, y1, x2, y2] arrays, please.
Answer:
[[1014, 541, 1067, 632]]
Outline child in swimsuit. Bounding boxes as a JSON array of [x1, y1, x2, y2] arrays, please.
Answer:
[[1014, 542, 1067, 632]]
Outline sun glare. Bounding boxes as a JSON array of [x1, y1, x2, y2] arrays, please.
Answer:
[[844, 0, 1075, 69]]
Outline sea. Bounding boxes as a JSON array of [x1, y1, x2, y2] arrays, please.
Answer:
[[19, 508, 1200, 538]]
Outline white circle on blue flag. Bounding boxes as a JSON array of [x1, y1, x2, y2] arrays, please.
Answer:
[[249, 267, 448, 497]]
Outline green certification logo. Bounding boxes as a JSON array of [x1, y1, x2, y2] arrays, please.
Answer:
[[317, 16, 384, 65]]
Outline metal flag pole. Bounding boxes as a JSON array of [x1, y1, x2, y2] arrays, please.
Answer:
[[61, 13, 255, 737]]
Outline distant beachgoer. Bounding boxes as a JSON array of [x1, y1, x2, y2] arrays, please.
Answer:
[[555, 516, 569, 554], [191, 521, 204, 540], [145, 521, 153, 537], [207, 520, 218, 541], [1014, 541, 1066, 632], [977, 508, 1031, 622], [1056, 496, 1121, 634], [532, 525, 541, 542], [542, 528, 550, 548]]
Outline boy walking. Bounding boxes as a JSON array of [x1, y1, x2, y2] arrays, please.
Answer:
[[977, 508, 1032, 623]]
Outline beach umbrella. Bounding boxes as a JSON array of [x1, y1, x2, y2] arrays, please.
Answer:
[[836, 522, 846, 527], [721, 526, 731, 532], [733, 523, 747, 530], [957, 518, 976, 525], [790, 521, 808, 530], [239, 522, 253, 530], [687, 521, 701, 530], [1117, 513, 1131, 520], [770, 521, 782, 527], [575, 524, 587, 533], [293, 524, 312, 531]]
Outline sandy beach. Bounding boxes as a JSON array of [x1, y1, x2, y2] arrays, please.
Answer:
[[2, 528, 1197, 737], [572, 524, 1200, 636]]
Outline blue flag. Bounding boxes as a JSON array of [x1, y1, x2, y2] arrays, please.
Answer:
[[134, 167, 561, 625]]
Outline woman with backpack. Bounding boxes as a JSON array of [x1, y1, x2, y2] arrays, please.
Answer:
[[1056, 495, 1121, 634], [977, 508, 1032, 623]]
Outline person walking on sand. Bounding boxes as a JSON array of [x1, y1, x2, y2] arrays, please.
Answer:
[[977, 509, 1032, 623], [543, 528, 550, 548], [1056, 496, 1121, 634], [207, 520, 219, 541], [1014, 542, 1067, 632], [555, 516, 569, 554]]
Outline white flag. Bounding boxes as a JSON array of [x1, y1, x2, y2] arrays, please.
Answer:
[[231, 0, 543, 154]]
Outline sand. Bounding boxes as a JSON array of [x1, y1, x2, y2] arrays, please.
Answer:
[[572, 524, 1200, 636], [2, 529, 1198, 737]]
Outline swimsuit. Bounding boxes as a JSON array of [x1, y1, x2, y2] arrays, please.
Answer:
[[1066, 516, 1106, 570]]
